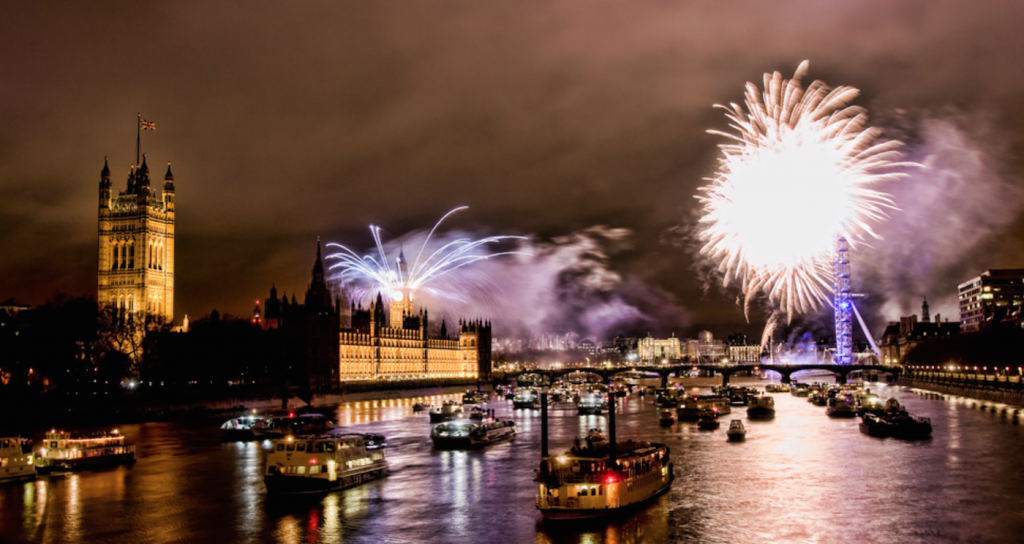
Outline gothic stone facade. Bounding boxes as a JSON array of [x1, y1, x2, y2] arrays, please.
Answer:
[[97, 156, 175, 323], [339, 293, 492, 380]]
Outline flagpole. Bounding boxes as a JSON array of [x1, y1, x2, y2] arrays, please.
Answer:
[[136, 112, 141, 166]]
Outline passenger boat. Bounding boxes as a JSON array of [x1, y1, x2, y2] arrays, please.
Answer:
[[791, 384, 810, 397], [658, 411, 675, 427], [746, 395, 776, 419], [220, 414, 265, 440], [576, 394, 608, 415], [675, 398, 706, 422], [263, 432, 387, 494], [696, 414, 720, 431], [429, 401, 464, 422], [826, 396, 858, 418], [0, 437, 35, 483], [536, 440, 673, 520], [252, 413, 335, 439], [860, 411, 932, 440], [412, 402, 432, 412], [654, 388, 678, 408], [462, 390, 491, 405], [726, 420, 746, 441], [765, 383, 790, 393], [431, 418, 516, 449], [513, 390, 541, 410], [34, 429, 135, 474]]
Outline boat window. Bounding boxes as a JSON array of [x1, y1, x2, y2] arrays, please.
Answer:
[[309, 465, 321, 474], [297, 443, 306, 452], [50, 442, 57, 448], [591, 487, 597, 496], [326, 442, 336, 453], [297, 466, 306, 474], [286, 444, 296, 452], [0, 458, 7, 467], [276, 444, 285, 452], [599, 486, 603, 496], [267, 465, 278, 474]]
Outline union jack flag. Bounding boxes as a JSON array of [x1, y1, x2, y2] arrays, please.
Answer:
[[139, 118, 156, 130]]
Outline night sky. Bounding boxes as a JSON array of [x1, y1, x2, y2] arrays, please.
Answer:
[[3, 2, 1024, 340]]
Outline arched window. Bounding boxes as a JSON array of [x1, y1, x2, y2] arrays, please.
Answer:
[[119, 244, 126, 269], [111, 243, 118, 270], [129, 243, 135, 269]]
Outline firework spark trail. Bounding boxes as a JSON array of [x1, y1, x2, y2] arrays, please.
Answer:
[[696, 60, 913, 328], [325, 206, 530, 302]]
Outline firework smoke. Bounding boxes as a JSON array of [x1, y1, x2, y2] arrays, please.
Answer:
[[696, 60, 911, 326]]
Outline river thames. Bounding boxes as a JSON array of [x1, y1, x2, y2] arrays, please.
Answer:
[[2, 379, 1024, 544]]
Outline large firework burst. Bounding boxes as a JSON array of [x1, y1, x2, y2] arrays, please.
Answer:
[[697, 60, 910, 323]]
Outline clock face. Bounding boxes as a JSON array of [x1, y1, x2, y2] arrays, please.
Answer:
[[392, 290, 404, 302]]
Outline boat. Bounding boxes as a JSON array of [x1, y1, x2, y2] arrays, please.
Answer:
[[585, 428, 607, 449], [429, 401, 464, 422], [0, 437, 35, 483], [431, 418, 516, 449], [469, 406, 493, 421], [252, 413, 336, 439], [513, 390, 541, 410], [826, 396, 858, 418], [505, 391, 516, 400], [412, 402, 432, 412], [263, 432, 388, 494], [658, 411, 675, 427], [765, 383, 790, 393], [746, 395, 776, 419], [654, 388, 678, 408], [576, 394, 608, 415], [462, 390, 491, 405], [860, 411, 932, 440], [696, 414, 720, 431], [34, 429, 135, 474], [791, 384, 810, 397], [221, 414, 265, 440], [726, 420, 746, 441], [536, 440, 673, 520]]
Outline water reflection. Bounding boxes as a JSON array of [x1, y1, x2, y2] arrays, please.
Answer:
[[3, 382, 1024, 543]]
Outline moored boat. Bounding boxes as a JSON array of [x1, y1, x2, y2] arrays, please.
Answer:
[[826, 396, 858, 418], [431, 418, 516, 449], [263, 432, 387, 494], [576, 394, 608, 415], [726, 420, 746, 441], [429, 401, 465, 422], [536, 440, 673, 520], [221, 414, 265, 440], [34, 429, 135, 474], [746, 395, 776, 419], [0, 437, 35, 483], [513, 390, 541, 410], [696, 414, 720, 431], [252, 413, 335, 439], [462, 390, 491, 405], [658, 411, 675, 427], [412, 402, 433, 412]]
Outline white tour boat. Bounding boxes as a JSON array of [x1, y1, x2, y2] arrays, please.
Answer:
[[0, 437, 35, 483], [431, 418, 516, 449], [34, 429, 135, 474], [264, 432, 387, 494]]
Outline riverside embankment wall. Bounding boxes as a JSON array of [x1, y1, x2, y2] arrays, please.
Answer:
[[898, 377, 1024, 407]]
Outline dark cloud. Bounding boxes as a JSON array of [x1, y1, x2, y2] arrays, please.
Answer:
[[2, 1, 1024, 338]]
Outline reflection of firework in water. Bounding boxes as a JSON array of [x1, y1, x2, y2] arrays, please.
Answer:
[[697, 60, 911, 327], [325, 206, 528, 303]]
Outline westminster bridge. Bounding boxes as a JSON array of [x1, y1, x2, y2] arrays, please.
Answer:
[[498, 362, 901, 388]]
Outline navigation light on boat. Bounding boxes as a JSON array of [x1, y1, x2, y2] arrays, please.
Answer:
[[605, 474, 618, 484], [289, 412, 295, 418], [310, 458, 317, 464]]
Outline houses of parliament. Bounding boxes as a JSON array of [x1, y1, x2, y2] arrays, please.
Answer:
[[97, 154, 175, 324], [94, 152, 490, 389]]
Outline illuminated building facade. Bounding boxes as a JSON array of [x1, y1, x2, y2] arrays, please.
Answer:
[[338, 295, 491, 381], [958, 269, 1024, 333], [638, 334, 681, 362], [97, 155, 175, 323]]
